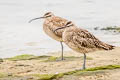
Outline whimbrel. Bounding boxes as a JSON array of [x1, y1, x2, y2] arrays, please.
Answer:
[[54, 21, 115, 69], [29, 12, 75, 60]]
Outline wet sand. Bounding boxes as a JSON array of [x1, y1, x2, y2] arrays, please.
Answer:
[[0, 47, 120, 80]]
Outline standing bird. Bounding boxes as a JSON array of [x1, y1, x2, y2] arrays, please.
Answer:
[[29, 12, 74, 60], [54, 21, 115, 69]]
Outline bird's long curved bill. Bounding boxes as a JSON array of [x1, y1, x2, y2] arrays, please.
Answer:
[[28, 17, 44, 23], [54, 26, 66, 33]]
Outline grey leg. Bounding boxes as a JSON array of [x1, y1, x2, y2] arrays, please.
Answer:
[[83, 53, 86, 70], [60, 41, 64, 60]]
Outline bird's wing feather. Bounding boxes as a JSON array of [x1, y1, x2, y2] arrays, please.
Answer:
[[48, 16, 68, 37], [72, 28, 113, 50]]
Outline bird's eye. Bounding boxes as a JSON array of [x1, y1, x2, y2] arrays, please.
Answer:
[[45, 12, 52, 16], [45, 13, 50, 15], [66, 21, 72, 26]]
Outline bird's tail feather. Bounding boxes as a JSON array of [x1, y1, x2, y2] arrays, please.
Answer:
[[101, 43, 115, 50]]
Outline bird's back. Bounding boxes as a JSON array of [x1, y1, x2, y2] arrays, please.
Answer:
[[43, 16, 68, 41], [63, 27, 114, 53]]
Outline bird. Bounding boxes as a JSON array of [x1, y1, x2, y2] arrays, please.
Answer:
[[54, 21, 115, 69], [29, 12, 75, 60]]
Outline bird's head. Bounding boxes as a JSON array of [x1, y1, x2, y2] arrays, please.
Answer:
[[43, 12, 54, 18], [29, 12, 54, 23], [65, 21, 74, 27]]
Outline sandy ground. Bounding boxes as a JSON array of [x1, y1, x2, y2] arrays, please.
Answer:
[[59, 69, 120, 80], [0, 47, 120, 80]]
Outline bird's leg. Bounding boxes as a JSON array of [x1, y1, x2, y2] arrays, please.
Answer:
[[82, 53, 86, 70], [60, 41, 64, 60], [74, 53, 86, 71]]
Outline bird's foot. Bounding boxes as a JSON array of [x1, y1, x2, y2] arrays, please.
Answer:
[[82, 67, 86, 70], [75, 67, 86, 71], [56, 58, 65, 61]]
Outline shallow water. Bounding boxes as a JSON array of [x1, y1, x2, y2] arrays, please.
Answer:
[[0, 0, 120, 58]]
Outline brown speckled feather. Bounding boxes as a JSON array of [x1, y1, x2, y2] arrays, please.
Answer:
[[43, 16, 69, 41], [29, 12, 69, 60], [63, 27, 114, 53]]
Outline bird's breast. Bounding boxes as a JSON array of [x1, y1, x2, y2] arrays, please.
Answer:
[[43, 24, 62, 41]]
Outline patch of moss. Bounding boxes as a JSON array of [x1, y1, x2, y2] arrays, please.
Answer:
[[43, 56, 58, 62], [6, 54, 51, 61], [101, 26, 120, 32], [0, 73, 6, 78], [85, 65, 120, 71], [74, 70, 106, 76], [73, 65, 120, 77], [32, 73, 65, 80], [7, 54, 93, 62], [0, 73, 11, 78], [37, 55, 51, 59], [55, 73, 64, 78], [43, 56, 93, 62], [32, 74, 54, 80], [63, 56, 93, 60], [6, 54, 36, 61], [31, 65, 120, 80], [0, 58, 3, 62]]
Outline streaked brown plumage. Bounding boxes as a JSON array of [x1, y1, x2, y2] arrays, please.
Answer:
[[29, 12, 75, 60], [54, 21, 115, 69], [43, 13, 67, 41], [63, 26, 114, 53]]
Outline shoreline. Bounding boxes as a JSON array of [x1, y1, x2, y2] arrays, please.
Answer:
[[0, 27, 120, 58], [0, 47, 120, 80]]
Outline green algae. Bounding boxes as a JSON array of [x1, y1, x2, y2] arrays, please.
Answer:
[[43, 56, 58, 62], [85, 65, 120, 71], [32, 74, 55, 80], [43, 56, 93, 62], [6, 54, 50, 61], [6, 54, 36, 61], [101, 26, 120, 32], [5, 54, 93, 62], [0, 73, 13, 78], [31, 65, 120, 80], [0, 73, 6, 78]]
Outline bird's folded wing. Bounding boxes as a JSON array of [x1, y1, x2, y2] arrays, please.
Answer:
[[72, 29, 109, 49], [48, 17, 68, 37]]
